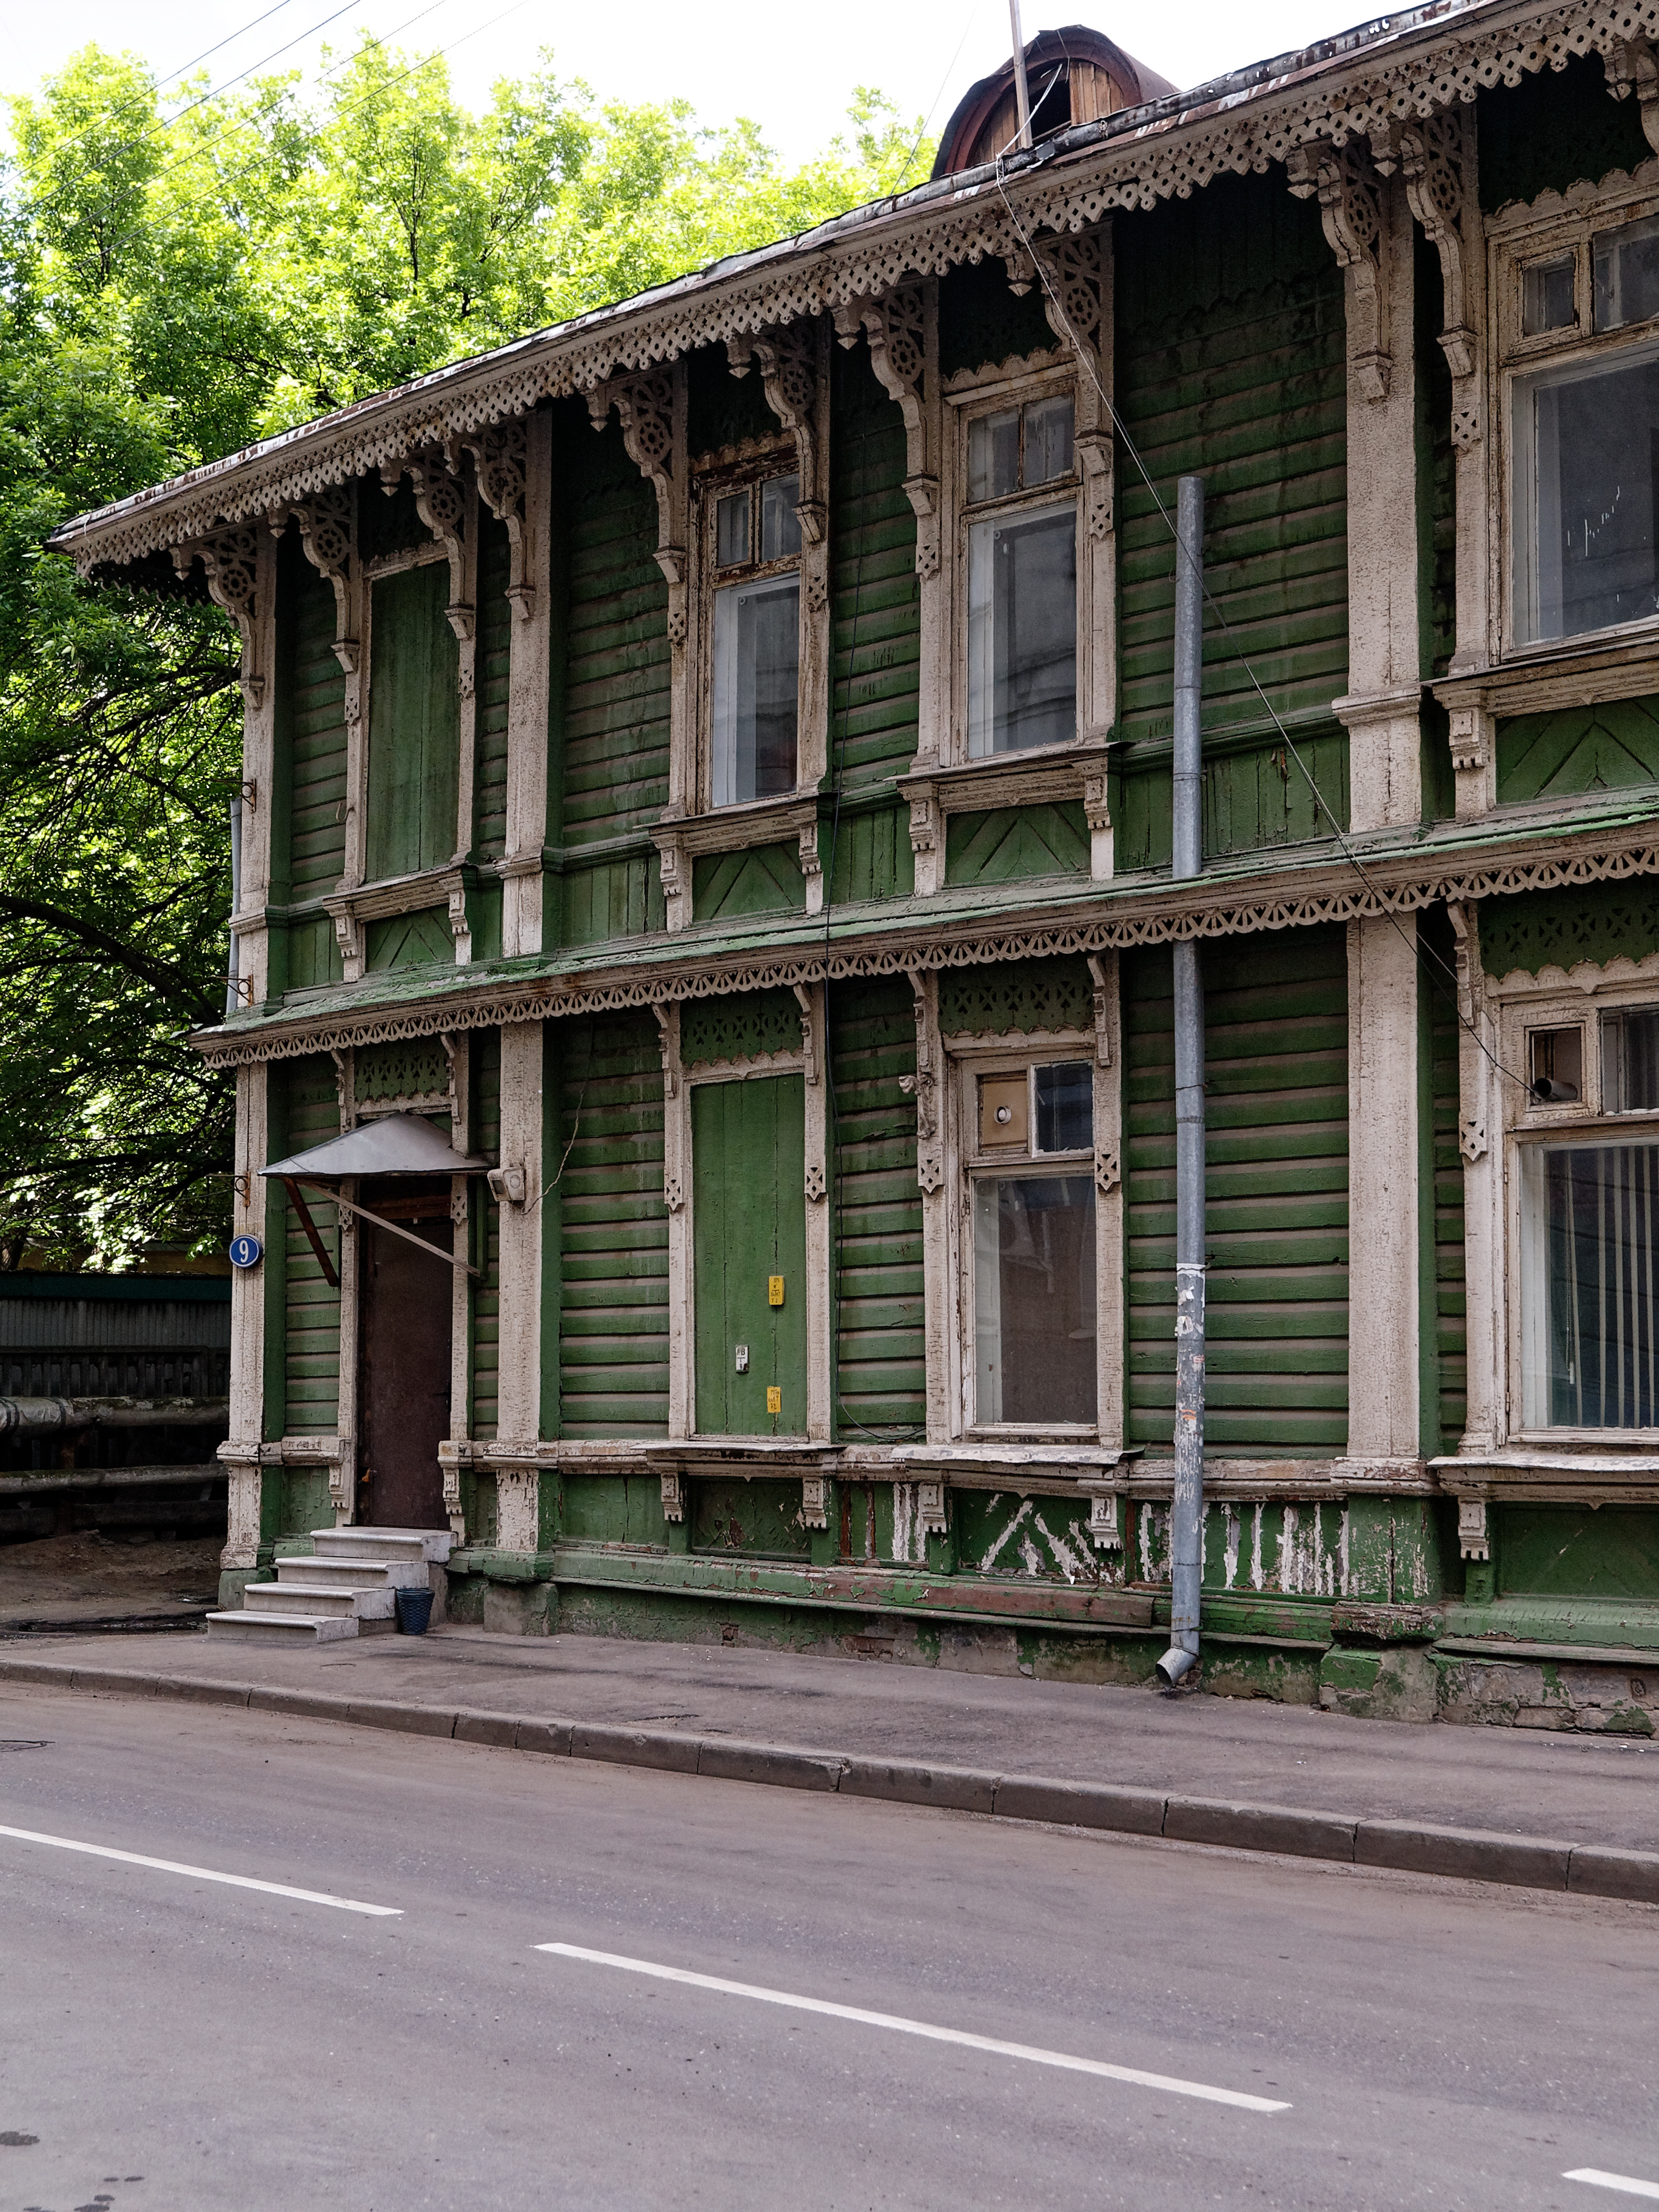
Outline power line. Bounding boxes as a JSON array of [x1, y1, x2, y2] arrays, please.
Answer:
[[991, 164, 1532, 1101], [890, 0, 987, 192]]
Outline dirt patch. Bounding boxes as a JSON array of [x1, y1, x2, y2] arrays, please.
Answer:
[[0, 1530, 221, 1633]]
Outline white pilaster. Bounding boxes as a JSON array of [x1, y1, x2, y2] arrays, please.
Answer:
[[1449, 901, 1505, 1451], [503, 407, 554, 956], [221, 1061, 269, 1571], [1346, 915, 1421, 1463], [495, 1019, 545, 1552]]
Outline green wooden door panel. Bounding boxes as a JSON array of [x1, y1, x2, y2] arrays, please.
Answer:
[[1496, 695, 1659, 803], [944, 802, 1090, 886], [367, 562, 460, 881], [692, 1074, 808, 1436]]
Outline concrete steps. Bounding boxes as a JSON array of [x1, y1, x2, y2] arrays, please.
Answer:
[[206, 1525, 451, 1644]]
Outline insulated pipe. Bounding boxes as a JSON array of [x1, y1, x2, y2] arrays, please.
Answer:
[[1158, 475, 1207, 1691], [225, 791, 243, 1019], [0, 1399, 231, 1433], [1007, 0, 1034, 149]]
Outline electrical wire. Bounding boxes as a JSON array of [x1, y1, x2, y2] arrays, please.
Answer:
[[890, 0, 988, 193], [990, 161, 1534, 1101]]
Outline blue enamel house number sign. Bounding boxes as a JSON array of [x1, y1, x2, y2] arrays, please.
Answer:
[[228, 1234, 264, 1269]]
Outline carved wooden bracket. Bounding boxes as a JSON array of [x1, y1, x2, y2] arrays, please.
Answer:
[[588, 369, 685, 641], [651, 1002, 680, 1099], [728, 323, 823, 537], [286, 484, 357, 660], [660, 1468, 686, 1521], [173, 525, 263, 705], [1375, 112, 1484, 447], [835, 284, 937, 578], [791, 982, 820, 1086], [1287, 138, 1391, 402], [801, 1472, 830, 1528], [1605, 33, 1659, 155], [1085, 953, 1113, 1067], [455, 416, 534, 619]]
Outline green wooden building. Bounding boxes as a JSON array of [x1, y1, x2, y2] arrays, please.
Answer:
[[51, 6, 1659, 1725]]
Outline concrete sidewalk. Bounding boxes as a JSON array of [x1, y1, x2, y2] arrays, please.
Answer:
[[4, 1624, 1657, 1899]]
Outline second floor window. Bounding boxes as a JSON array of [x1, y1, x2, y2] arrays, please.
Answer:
[[965, 394, 1077, 756], [711, 470, 801, 806]]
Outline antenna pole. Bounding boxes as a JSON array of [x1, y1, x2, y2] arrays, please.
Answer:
[[1007, 0, 1034, 148]]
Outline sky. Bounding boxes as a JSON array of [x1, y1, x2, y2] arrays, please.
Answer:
[[5, 0, 1369, 165]]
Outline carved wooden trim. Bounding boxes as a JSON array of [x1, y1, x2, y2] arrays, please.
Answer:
[[1287, 136, 1392, 401], [1605, 31, 1659, 153], [172, 525, 264, 706], [836, 282, 938, 578], [455, 415, 534, 618], [1386, 108, 1484, 447]]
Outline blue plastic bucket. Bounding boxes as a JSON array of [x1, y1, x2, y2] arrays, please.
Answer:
[[395, 1585, 435, 1635]]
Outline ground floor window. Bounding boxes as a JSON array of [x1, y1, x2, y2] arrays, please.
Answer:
[[1523, 1139, 1659, 1427], [968, 1058, 1096, 1427]]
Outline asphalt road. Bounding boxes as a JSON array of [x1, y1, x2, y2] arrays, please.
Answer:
[[0, 1686, 1655, 2212]]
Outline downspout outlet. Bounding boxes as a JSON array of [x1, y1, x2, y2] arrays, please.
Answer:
[[1155, 1642, 1199, 1687]]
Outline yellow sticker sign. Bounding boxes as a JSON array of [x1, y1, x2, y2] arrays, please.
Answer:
[[768, 1275, 785, 1307], [766, 1386, 782, 1415]]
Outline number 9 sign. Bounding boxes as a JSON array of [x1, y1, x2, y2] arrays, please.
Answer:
[[228, 1234, 264, 1270]]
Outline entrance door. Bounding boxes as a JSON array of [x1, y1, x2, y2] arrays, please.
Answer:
[[359, 1179, 452, 1527], [692, 1074, 807, 1436]]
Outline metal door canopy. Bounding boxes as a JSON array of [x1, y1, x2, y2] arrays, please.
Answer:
[[261, 1113, 491, 1181]]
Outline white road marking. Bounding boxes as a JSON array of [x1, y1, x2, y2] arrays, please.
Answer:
[[0, 1823, 401, 1916], [1566, 2173, 1659, 2200], [537, 1941, 1289, 2111]]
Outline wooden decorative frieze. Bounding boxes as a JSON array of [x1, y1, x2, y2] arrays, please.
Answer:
[[193, 820, 1659, 1067], [1287, 138, 1392, 401]]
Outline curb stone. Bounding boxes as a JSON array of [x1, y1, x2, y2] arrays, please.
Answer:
[[4, 1655, 1656, 1905]]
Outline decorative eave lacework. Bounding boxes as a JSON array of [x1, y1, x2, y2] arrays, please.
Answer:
[[192, 822, 1659, 1068], [55, 0, 1659, 575]]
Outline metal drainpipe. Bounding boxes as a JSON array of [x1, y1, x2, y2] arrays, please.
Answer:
[[225, 793, 243, 1020], [1157, 475, 1207, 1691]]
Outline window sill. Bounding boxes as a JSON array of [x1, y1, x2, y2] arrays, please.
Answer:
[[1433, 628, 1659, 722], [897, 740, 1111, 820], [1432, 1446, 1659, 1502]]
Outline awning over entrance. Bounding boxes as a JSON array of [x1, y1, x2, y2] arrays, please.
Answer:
[[261, 1113, 491, 1181]]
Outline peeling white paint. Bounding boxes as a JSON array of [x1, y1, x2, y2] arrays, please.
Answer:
[[892, 1483, 920, 1566], [1337, 1505, 1351, 1598], [1250, 1504, 1264, 1591], [979, 1496, 1033, 1575], [1223, 1506, 1241, 1592], [1018, 1533, 1044, 1578], [1033, 1510, 1091, 1584]]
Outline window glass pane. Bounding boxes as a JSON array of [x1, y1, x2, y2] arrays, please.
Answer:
[[711, 575, 799, 805], [1522, 255, 1575, 335], [968, 410, 1020, 503], [967, 504, 1077, 755], [1035, 1062, 1093, 1151], [1024, 395, 1074, 487], [760, 474, 802, 562], [1602, 1010, 1659, 1110], [973, 1175, 1097, 1425], [716, 491, 749, 569], [1595, 217, 1659, 332], [1515, 347, 1659, 641], [1526, 1143, 1659, 1427]]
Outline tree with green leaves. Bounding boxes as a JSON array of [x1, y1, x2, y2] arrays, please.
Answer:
[[0, 41, 933, 1269]]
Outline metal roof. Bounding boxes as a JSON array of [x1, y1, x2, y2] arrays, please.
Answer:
[[261, 1113, 491, 1180]]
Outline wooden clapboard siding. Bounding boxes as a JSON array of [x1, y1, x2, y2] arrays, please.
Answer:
[[938, 258, 1057, 378], [280, 1057, 341, 1435], [474, 509, 511, 860], [830, 978, 925, 1435], [560, 418, 669, 858], [558, 1013, 669, 1437], [692, 1074, 808, 1436], [827, 800, 914, 903], [366, 562, 460, 880], [1115, 173, 1349, 869], [1124, 928, 1350, 1453], [471, 1032, 501, 1438], [831, 345, 920, 811], [279, 532, 348, 910]]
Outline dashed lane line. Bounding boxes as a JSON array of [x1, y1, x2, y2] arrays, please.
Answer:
[[0, 1822, 403, 1915], [537, 1940, 1290, 2112]]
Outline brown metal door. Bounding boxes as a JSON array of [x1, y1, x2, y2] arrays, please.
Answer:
[[359, 1181, 452, 1529]]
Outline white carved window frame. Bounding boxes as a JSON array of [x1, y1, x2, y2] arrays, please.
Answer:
[[688, 436, 823, 816], [937, 1011, 1122, 1447], [1489, 175, 1659, 665], [1490, 965, 1659, 1444], [659, 991, 831, 1446], [940, 359, 1100, 774]]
